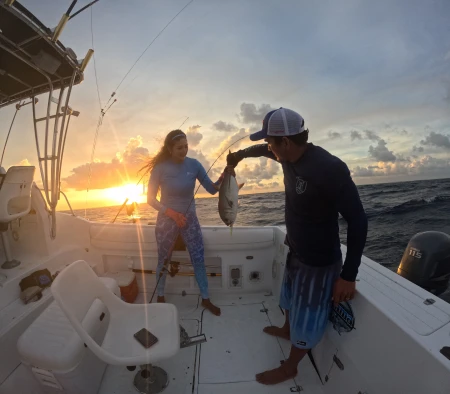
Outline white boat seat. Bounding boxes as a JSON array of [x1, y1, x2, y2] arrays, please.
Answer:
[[51, 260, 180, 366], [17, 277, 120, 372], [0, 166, 35, 223], [0, 166, 35, 269]]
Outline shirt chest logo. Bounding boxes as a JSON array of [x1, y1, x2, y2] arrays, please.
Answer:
[[295, 177, 307, 194]]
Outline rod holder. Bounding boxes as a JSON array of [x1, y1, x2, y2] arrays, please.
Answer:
[[52, 14, 69, 42], [79, 49, 94, 72]]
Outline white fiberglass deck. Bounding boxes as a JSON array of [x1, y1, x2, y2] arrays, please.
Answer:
[[99, 293, 323, 394]]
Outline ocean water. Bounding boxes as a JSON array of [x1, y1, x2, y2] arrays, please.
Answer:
[[71, 177, 450, 301]]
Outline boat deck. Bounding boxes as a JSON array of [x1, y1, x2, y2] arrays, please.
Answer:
[[0, 292, 324, 394], [99, 292, 323, 394]]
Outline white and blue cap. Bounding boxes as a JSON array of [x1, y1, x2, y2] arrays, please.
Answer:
[[249, 107, 306, 141]]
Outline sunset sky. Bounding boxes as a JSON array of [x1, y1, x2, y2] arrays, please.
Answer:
[[1, 0, 450, 210]]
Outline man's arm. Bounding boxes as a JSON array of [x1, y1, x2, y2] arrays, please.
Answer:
[[335, 174, 368, 282], [227, 144, 277, 166], [322, 160, 368, 303]]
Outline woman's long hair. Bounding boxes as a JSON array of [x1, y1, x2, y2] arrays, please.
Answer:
[[141, 129, 187, 175]]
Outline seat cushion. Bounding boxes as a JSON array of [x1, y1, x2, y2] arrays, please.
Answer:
[[101, 303, 180, 365], [17, 277, 118, 371]]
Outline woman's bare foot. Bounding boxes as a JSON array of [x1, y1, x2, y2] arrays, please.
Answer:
[[256, 363, 297, 385], [263, 326, 290, 341], [201, 299, 221, 316], [157, 296, 165, 303]]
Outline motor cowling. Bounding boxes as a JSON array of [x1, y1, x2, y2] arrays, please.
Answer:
[[397, 231, 450, 296]]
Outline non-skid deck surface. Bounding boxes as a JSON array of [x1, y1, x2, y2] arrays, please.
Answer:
[[97, 293, 323, 394]]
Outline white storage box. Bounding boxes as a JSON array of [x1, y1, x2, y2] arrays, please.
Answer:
[[17, 277, 119, 394]]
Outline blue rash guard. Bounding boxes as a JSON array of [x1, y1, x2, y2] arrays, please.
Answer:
[[147, 157, 219, 214], [234, 143, 368, 282]]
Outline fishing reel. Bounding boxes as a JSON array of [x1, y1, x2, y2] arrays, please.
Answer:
[[168, 261, 181, 277]]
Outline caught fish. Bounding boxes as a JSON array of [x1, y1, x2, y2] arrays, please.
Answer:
[[218, 161, 244, 227]]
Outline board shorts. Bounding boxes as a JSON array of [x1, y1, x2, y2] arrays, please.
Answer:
[[279, 251, 342, 349]]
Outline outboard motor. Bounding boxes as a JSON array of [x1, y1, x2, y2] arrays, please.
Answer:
[[397, 231, 450, 295]]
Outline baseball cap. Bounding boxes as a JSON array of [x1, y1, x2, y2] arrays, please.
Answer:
[[249, 107, 306, 141]]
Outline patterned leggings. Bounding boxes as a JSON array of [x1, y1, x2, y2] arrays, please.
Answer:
[[155, 208, 209, 299]]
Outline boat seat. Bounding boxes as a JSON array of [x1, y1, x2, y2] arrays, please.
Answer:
[[51, 260, 180, 393], [17, 277, 120, 394], [0, 166, 35, 269]]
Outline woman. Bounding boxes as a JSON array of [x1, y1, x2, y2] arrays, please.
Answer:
[[146, 129, 223, 316]]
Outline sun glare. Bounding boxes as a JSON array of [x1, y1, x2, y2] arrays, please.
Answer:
[[104, 183, 146, 206]]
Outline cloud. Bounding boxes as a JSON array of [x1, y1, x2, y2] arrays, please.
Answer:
[[352, 155, 450, 177], [364, 130, 381, 141], [420, 131, 450, 150], [213, 121, 238, 132], [239, 103, 274, 124], [186, 125, 203, 147], [350, 130, 362, 141], [63, 136, 150, 190], [412, 145, 424, 153], [214, 128, 249, 157], [368, 139, 396, 162], [327, 131, 342, 139], [352, 166, 377, 177], [350, 129, 382, 142], [187, 148, 220, 178], [239, 157, 280, 185], [17, 159, 32, 166], [396, 154, 411, 162], [399, 129, 408, 135]]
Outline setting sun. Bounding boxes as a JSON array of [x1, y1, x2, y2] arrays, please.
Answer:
[[103, 183, 146, 206]]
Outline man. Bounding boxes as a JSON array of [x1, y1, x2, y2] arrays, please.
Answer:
[[227, 107, 368, 385]]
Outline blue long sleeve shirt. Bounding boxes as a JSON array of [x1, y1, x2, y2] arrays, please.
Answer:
[[147, 158, 219, 214], [235, 143, 368, 282]]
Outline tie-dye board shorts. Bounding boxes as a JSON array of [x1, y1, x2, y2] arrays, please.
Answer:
[[279, 251, 342, 349]]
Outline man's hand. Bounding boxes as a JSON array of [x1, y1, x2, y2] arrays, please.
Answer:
[[224, 165, 236, 176], [332, 277, 356, 306], [226, 151, 242, 167]]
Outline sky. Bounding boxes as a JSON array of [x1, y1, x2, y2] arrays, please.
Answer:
[[1, 0, 450, 210]]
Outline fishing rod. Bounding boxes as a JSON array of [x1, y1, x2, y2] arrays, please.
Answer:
[[148, 134, 247, 303]]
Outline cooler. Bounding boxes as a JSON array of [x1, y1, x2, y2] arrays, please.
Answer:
[[102, 271, 138, 303]]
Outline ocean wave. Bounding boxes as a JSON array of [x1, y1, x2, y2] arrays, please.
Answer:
[[367, 194, 450, 217]]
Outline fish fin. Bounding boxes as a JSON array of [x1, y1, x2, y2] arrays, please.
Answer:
[[238, 182, 245, 190]]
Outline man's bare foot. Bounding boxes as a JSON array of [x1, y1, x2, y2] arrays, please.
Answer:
[[157, 296, 165, 303], [263, 326, 290, 341], [201, 299, 221, 316], [256, 363, 297, 385]]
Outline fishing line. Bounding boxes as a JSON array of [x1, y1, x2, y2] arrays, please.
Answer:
[[103, 0, 195, 109], [149, 134, 247, 303]]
